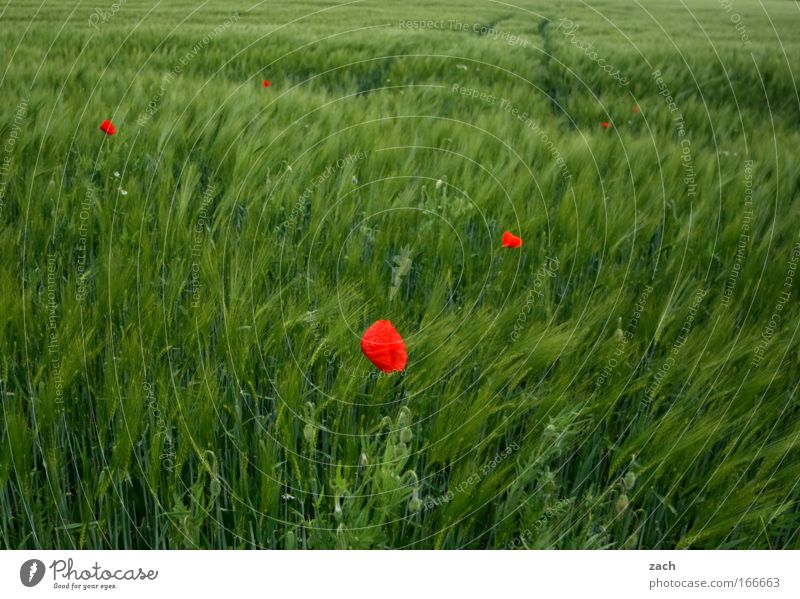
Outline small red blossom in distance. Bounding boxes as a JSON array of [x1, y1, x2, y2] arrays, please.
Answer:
[[501, 231, 522, 248], [361, 320, 408, 373], [600, 121, 610, 129], [99, 119, 116, 135], [631, 105, 640, 113], [262, 80, 271, 88]]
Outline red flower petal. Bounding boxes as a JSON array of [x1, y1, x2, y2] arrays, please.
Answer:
[[262, 80, 271, 88], [99, 119, 116, 135], [600, 121, 610, 129], [361, 320, 407, 373], [501, 231, 522, 248]]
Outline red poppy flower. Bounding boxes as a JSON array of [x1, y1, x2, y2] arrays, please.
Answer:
[[361, 320, 407, 372], [99, 119, 116, 135], [501, 231, 522, 248], [600, 121, 610, 129], [262, 80, 271, 88], [631, 105, 640, 113]]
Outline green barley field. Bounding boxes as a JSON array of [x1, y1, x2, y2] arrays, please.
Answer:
[[1, 0, 799, 549]]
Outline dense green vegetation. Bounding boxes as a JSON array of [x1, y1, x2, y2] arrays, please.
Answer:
[[1, 0, 799, 549]]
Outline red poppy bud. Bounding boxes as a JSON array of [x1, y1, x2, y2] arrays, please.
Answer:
[[361, 320, 407, 373], [600, 121, 610, 129], [262, 80, 271, 88]]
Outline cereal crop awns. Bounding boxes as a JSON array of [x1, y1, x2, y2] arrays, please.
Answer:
[[0, 0, 798, 550]]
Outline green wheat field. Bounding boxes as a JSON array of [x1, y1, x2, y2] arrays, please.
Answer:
[[1, 0, 799, 549]]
